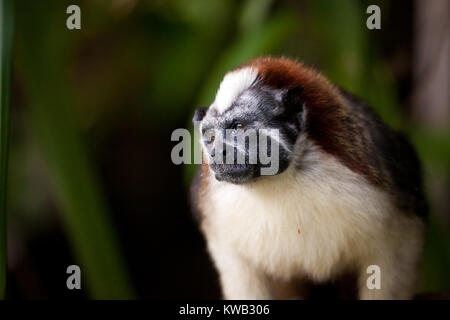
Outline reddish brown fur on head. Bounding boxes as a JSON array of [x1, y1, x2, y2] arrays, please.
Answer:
[[240, 57, 343, 110]]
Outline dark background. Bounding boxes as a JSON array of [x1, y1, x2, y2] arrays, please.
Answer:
[[4, 0, 449, 299]]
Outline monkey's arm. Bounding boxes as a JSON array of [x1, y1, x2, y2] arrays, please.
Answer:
[[207, 241, 273, 300]]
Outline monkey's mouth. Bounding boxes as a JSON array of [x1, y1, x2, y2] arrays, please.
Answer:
[[210, 162, 253, 173], [210, 163, 258, 184]]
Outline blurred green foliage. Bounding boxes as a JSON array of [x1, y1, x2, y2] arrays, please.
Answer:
[[14, 0, 134, 299], [5, 0, 450, 298]]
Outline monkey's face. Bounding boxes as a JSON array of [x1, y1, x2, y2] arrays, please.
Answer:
[[193, 72, 303, 184]]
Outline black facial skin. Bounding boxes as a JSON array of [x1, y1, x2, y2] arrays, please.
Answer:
[[210, 163, 259, 184], [194, 85, 303, 184]]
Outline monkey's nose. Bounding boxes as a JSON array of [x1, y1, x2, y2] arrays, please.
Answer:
[[211, 147, 239, 163]]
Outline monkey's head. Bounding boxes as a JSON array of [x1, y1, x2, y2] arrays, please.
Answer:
[[192, 58, 320, 184]]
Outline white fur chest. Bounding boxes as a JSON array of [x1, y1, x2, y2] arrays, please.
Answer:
[[202, 155, 391, 282]]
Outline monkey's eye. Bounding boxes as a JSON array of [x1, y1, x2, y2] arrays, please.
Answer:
[[231, 123, 245, 132], [205, 129, 215, 143]]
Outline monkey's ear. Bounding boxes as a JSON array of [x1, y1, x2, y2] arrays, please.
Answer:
[[282, 86, 303, 115], [282, 86, 304, 129], [192, 107, 207, 126]]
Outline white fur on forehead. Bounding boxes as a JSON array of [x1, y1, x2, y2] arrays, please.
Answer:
[[214, 67, 259, 114]]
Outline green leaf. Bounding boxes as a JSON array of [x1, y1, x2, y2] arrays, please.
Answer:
[[0, 0, 14, 299]]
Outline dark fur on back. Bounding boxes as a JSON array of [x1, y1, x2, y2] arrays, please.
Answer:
[[337, 88, 428, 218]]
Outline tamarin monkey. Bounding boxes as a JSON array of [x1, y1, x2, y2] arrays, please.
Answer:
[[190, 57, 427, 300]]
